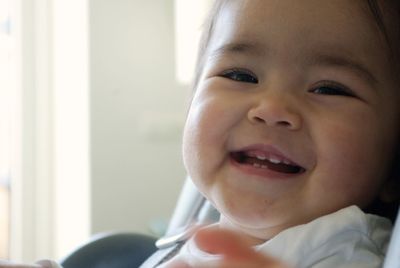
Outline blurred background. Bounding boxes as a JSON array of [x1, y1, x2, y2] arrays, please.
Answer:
[[0, 0, 212, 262]]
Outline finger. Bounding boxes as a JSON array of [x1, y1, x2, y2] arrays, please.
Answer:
[[35, 260, 61, 268], [194, 227, 284, 266], [195, 227, 258, 260]]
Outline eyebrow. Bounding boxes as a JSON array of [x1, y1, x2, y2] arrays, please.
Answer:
[[209, 42, 265, 59], [210, 42, 378, 87], [305, 53, 378, 86]]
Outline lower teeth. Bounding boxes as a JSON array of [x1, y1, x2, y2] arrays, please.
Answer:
[[253, 163, 268, 169]]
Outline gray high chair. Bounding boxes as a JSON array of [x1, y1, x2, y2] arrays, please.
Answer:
[[59, 179, 218, 268], [59, 178, 400, 268]]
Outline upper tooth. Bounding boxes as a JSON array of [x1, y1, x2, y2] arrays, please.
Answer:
[[269, 156, 282, 164], [256, 155, 267, 160]]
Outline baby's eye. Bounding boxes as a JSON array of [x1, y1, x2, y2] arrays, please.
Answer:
[[220, 69, 258, 84], [310, 82, 354, 97]]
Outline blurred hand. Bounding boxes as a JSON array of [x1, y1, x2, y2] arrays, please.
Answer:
[[161, 227, 290, 268]]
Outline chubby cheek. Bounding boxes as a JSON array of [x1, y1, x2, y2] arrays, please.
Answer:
[[182, 97, 234, 192], [313, 117, 388, 208]]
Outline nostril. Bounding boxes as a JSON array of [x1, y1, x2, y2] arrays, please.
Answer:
[[277, 121, 291, 127], [247, 100, 302, 130], [252, 115, 292, 128], [253, 116, 266, 123]]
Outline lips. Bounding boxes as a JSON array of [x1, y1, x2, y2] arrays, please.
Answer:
[[230, 145, 306, 175]]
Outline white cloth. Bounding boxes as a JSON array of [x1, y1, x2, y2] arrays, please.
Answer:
[[181, 206, 392, 268], [0, 259, 61, 268]]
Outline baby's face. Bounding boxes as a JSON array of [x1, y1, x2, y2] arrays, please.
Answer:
[[182, 0, 400, 240]]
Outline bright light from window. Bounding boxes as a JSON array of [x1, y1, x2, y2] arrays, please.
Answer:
[[174, 0, 213, 85], [0, 0, 15, 259]]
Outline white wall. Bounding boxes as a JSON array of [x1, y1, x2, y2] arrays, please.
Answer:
[[90, 0, 188, 236]]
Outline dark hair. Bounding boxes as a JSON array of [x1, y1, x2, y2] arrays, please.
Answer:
[[367, 0, 388, 37], [364, 0, 400, 222], [366, 0, 400, 68], [192, 1, 225, 89]]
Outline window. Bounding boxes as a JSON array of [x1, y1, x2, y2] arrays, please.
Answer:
[[0, 0, 15, 258], [174, 0, 213, 84], [1, 0, 90, 261]]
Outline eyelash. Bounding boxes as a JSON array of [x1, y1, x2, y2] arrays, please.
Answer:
[[220, 68, 259, 84], [310, 81, 355, 97], [219, 70, 355, 98]]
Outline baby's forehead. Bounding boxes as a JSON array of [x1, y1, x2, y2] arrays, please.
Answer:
[[215, 1, 396, 49], [207, 0, 398, 84], [215, 1, 383, 43], [213, 3, 383, 56]]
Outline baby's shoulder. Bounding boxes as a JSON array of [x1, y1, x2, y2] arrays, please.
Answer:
[[259, 206, 392, 268]]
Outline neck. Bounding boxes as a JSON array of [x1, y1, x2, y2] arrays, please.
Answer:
[[218, 216, 272, 246]]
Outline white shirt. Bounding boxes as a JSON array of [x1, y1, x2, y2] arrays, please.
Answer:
[[181, 206, 392, 267]]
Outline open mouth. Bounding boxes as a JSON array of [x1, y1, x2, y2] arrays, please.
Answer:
[[230, 151, 306, 175]]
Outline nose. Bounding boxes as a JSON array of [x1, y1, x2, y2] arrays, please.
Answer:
[[247, 93, 302, 130]]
